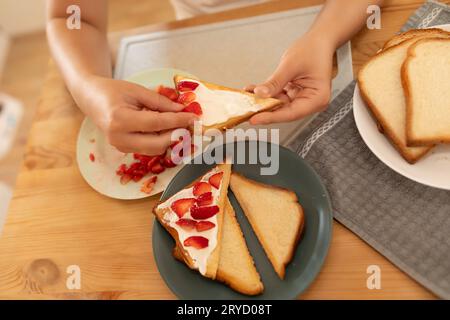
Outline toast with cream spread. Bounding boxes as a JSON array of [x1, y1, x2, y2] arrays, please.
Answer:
[[153, 163, 231, 279], [174, 75, 283, 132]]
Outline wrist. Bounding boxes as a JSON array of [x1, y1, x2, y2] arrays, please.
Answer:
[[305, 27, 340, 54]]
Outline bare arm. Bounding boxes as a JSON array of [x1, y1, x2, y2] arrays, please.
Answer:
[[250, 0, 385, 125], [46, 0, 196, 155], [308, 0, 385, 49]]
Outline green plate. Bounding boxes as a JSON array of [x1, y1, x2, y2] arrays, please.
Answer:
[[152, 141, 333, 299]]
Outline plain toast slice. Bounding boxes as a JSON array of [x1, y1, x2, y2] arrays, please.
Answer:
[[229, 173, 304, 279], [402, 38, 450, 146], [358, 37, 436, 163], [382, 28, 450, 50]]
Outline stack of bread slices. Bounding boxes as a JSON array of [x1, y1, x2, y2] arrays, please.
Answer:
[[358, 28, 450, 164], [153, 163, 305, 295]]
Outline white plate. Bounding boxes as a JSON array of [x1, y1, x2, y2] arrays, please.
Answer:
[[76, 68, 197, 200], [353, 24, 450, 190]]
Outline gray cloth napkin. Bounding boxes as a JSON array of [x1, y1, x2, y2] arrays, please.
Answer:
[[288, 0, 450, 299]]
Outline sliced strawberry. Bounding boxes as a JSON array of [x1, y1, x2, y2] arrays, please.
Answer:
[[161, 156, 177, 168], [196, 221, 215, 232], [147, 156, 161, 171], [157, 85, 179, 101], [175, 218, 197, 231], [120, 174, 132, 185], [140, 176, 157, 194], [191, 205, 219, 220], [177, 80, 199, 92], [171, 198, 196, 218], [126, 162, 141, 175], [196, 192, 213, 207], [150, 162, 165, 174], [177, 92, 196, 105], [132, 174, 143, 182], [209, 172, 223, 189], [182, 102, 203, 116], [193, 182, 211, 197], [184, 236, 208, 249], [116, 164, 127, 176], [89, 153, 95, 162]]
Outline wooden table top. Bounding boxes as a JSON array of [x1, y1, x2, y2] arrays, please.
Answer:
[[0, 0, 445, 299]]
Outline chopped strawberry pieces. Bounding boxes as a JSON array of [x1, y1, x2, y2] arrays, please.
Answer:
[[177, 80, 199, 92], [150, 162, 165, 174], [208, 172, 223, 189], [161, 156, 177, 168], [196, 221, 215, 232], [176, 218, 197, 231], [120, 174, 132, 185], [184, 236, 208, 249], [132, 174, 143, 182], [193, 182, 212, 197], [177, 92, 196, 105], [171, 198, 196, 218], [191, 205, 219, 220], [147, 156, 161, 171], [182, 102, 203, 116], [157, 85, 179, 101], [140, 176, 157, 194], [89, 153, 95, 162], [116, 164, 127, 176], [196, 192, 213, 207]]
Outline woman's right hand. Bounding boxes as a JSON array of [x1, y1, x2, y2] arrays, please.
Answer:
[[75, 76, 197, 155]]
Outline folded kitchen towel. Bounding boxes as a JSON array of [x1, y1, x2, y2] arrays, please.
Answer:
[[288, 0, 450, 299]]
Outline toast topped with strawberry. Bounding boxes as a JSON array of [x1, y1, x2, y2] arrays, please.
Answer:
[[174, 75, 283, 131], [173, 197, 264, 295], [153, 163, 231, 279]]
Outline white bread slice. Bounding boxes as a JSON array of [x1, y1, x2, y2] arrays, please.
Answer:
[[174, 75, 282, 132], [174, 197, 264, 295], [358, 37, 437, 164], [229, 173, 304, 279], [382, 28, 450, 50], [153, 163, 231, 279], [402, 38, 450, 146]]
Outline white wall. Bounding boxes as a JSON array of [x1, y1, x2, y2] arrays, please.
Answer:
[[0, 0, 46, 36]]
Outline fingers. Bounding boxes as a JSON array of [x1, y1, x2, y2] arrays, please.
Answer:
[[121, 108, 197, 132], [132, 83, 185, 112], [253, 60, 296, 98], [107, 106, 196, 133], [250, 88, 330, 125], [112, 130, 176, 156]]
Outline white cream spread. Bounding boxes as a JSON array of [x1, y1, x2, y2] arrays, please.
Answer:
[[157, 167, 222, 275], [189, 80, 264, 126]]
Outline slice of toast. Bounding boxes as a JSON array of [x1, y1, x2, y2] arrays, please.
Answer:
[[173, 197, 264, 295], [229, 173, 304, 279], [174, 75, 282, 132], [153, 163, 231, 279], [358, 37, 437, 164], [402, 38, 450, 146], [382, 28, 450, 50]]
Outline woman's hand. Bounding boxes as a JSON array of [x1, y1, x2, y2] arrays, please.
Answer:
[[75, 76, 197, 155], [247, 32, 335, 125]]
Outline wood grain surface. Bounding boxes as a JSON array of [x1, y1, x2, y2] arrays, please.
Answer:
[[1, 0, 447, 299]]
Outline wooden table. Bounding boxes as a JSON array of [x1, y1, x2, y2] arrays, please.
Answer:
[[0, 0, 445, 299]]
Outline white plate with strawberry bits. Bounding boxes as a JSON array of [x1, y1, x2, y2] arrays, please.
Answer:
[[76, 68, 198, 200]]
